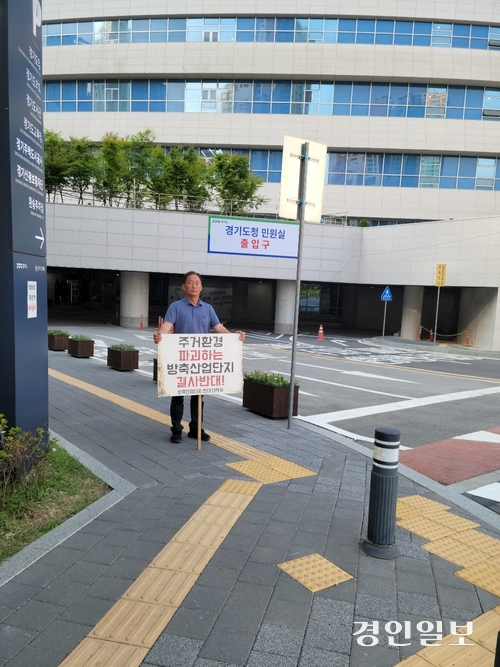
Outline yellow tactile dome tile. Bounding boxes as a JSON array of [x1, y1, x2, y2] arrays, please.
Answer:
[[226, 455, 316, 484], [396, 516, 458, 542], [57, 638, 148, 667], [397, 495, 450, 514], [217, 480, 262, 496], [88, 599, 176, 647], [277, 553, 353, 593], [395, 656, 433, 666], [455, 557, 500, 597], [453, 530, 500, 557], [204, 490, 256, 510], [425, 511, 480, 533], [122, 568, 198, 606], [421, 536, 491, 568]]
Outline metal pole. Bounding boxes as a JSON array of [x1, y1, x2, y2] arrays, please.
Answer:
[[433, 286, 440, 345], [288, 142, 309, 429], [382, 301, 387, 337], [197, 395, 202, 451], [361, 427, 400, 559]]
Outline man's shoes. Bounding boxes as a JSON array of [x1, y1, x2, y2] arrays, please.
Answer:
[[170, 432, 182, 443], [188, 430, 210, 441]]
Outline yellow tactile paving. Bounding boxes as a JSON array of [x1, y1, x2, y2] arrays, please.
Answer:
[[123, 568, 198, 606], [150, 542, 216, 573], [396, 503, 448, 520], [211, 435, 269, 458], [453, 530, 500, 556], [278, 553, 353, 592], [455, 557, 500, 596], [421, 536, 491, 568], [458, 609, 500, 651], [397, 495, 450, 513], [57, 638, 148, 667], [171, 520, 232, 547], [418, 636, 494, 666], [190, 504, 245, 526], [203, 490, 255, 510], [424, 511, 480, 533], [396, 516, 458, 541], [88, 599, 176, 647], [226, 455, 316, 484], [217, 479, 262, 495]]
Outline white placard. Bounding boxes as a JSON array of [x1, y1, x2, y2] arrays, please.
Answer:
[[27, 280, 37, 318], [157, 333, 243, 397], [279, 135, 327, 223], [208, 216, 299, 259]]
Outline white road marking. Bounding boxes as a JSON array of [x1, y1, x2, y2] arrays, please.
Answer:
[[94, 334, 125, 341], [298, 390, 320, 397], [329, 339, 349, 346], [278, 360, 419, 384], [302, 385, 500, 425], [272, 371, 413, 400], [454, 431, 500, 443]]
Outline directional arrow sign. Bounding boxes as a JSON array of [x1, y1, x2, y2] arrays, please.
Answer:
[[381, 286, 393, 301], [35, 227, 44, 249]]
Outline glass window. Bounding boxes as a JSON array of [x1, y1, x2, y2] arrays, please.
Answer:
[[476, 157, 495, 188], [420, 155, 441, 187], [414, 22, 432, 35], [250, 150, 268, 171], [62, 81, 76, 100], [440, 156, 459, 176], [403, 155, 420, 175], [237, 18, 255, 30], [465, 87, 484, 108], [364, 153, 383, 185], [254, 81, 272, 101], [426, 86, 447, 117], [334, 83, 352, 103], [389, 84, 408, 105], [358, 19, 375, 32], [384, 154, 402, 174], [484, 89, 500, 110], [352, 83, 370, 103], [458, 157, 477, 177], [447, 86, 465, 108]]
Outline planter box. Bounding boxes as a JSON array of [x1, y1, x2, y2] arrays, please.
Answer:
[[68, 339, 94, 358], [107, 348, 139, 371], [48, 334, 69, 351], [242, 379, 299, 419]]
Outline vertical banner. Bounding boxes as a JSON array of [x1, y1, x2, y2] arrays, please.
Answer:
[[157, 334, 243, 397], [0, 0, 48, 435]]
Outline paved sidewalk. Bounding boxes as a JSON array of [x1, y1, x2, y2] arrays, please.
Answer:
[[1, 350, 500, 667]]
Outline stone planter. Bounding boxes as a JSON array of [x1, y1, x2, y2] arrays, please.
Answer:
[[107, 348, 139, 371], [48, 334, 69, 351], [68, 339, 94, 358], [242, 379, 299, 419]]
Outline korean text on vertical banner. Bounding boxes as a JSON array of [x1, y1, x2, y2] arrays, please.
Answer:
[[157, 333, 243, 397]]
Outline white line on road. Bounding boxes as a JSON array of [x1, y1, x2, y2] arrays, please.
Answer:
[[278, 360, 419, 384], [272, 371, 413, 399], [301, 385, 500, 425]]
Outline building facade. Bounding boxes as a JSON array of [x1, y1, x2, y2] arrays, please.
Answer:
[[42, 1, 500, 348]]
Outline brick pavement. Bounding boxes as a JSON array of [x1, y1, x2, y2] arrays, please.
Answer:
[[0, 350, 500, 667]]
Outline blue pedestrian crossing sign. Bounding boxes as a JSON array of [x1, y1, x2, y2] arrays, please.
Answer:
[[381, 286, 393, 301]]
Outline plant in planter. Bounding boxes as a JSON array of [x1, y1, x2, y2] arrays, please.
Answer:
[[242, 371, 299, 419], [68, 335, 94, 358], [48, 329, 71, 351], [107, 343, 139, 371]]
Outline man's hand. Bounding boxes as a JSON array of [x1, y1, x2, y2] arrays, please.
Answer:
[[153, 332, 161, 344], [235, 330, 246, 342]]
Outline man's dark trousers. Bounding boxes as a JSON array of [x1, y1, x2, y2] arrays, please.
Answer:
[[170, 395, 203, 434]]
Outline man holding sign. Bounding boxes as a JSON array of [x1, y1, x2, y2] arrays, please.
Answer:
[[153, 271, 245, 443]]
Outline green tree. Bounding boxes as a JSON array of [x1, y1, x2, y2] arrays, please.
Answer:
[[209, 153, 266, 215], [44, 130, 71, 202], [93, 133, 128, 206], [148, 146, 210, 212], [66, 137, 97, 204], [123, 130, 160, 208]]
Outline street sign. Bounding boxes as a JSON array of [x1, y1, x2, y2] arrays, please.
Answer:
[[208, 215, 299, 259], [381, 286, 393, 302], [436, 264, 447, 287]]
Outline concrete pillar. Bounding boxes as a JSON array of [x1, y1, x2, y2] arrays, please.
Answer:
[[120, 271, 149, 329], [341, 285, 359, 329], [275, 280, 296, 334], [401, 286, 424, 340]]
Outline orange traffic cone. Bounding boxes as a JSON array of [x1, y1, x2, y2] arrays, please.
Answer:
[[465, 330, 470, 346], [417, 326, 422, 340], [317, 324, 325, 341], [429, 329, 434, 342], [140, 315, 144, 330]]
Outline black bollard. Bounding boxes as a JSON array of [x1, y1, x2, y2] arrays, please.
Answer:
[[361, 427, 400, 560]]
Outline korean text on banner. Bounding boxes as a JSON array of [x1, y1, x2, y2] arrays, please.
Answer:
[[157, 333, 243, 397]]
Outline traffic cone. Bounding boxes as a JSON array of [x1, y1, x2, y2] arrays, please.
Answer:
[[417, 326, 422, 340], [140, 315, 144, 330], [317, 324, 325, 341], [429, 329, 434, 342], [465, 330, 470, 346]]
